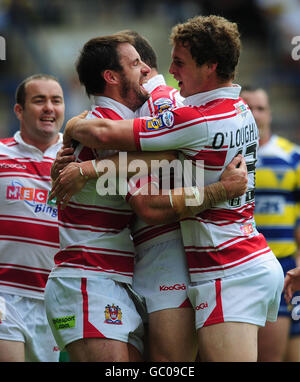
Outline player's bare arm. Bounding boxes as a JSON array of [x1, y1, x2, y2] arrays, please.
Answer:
[[49, 150, 177, 208], [132, 155, 248, 224], [51, 152, 246, 227], [63, 112, 136, 151]]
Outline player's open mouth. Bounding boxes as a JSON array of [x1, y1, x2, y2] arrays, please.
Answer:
[[140, 83, 149, 95], [40, 117, 55, 123]]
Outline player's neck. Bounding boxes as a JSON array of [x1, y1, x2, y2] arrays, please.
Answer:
[[20, 131, 59, 153]]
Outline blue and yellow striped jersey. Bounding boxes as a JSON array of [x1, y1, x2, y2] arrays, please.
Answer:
[[254, 135, 300, 258]]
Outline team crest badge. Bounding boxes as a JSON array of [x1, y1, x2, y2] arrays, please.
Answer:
[[104, 304, 122, 325], [145, 110, 174, 131], [153, 98, 173, 114]]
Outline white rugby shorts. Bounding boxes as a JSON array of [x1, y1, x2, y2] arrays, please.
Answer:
[[44, 276, 144, 354], [132, 238, 192, 314], [0, 292, 60, 362], [187, 256, 284, 330]]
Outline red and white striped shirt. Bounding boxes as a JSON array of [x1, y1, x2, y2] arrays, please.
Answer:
[[0, 132, 62, 299], [133, 85, 273, 281], [131, 74, 185, 250], [49, 97, 137, 284]]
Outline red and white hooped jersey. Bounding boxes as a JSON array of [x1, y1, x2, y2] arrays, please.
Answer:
[[0, 132, 62, 299], [136, 74, 184, 118], [133, 85, 273, 281], [50, 97, 138, 284], [131, 74, 185, 250]]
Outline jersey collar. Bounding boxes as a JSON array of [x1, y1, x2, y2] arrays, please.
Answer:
[[183, 84, 241, 107], [93, 96, 135, 120], [143, 74, 166, 93], [14, 131, 63, 152]]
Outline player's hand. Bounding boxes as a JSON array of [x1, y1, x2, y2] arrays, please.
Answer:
[[51, 146, 75, 181], [220, 154, 248, 199], [283, 267, 300, 304], [49, 162, 88, 209], [63, 110, 89, 147]]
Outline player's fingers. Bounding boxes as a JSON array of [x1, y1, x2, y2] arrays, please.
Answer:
[[283, 273, 290, 290], [284, 285, 293, 304], [226, 154, 243, 169], [50, 187, 62, 202], [49, 182, 59, 200], [78, 110, 88, 119], [61, 147, 75, 155], [60, 192, 73, 210], [50, 181, 67, 201], [238, 156, 247, 171], [286, 268, 300, 277]]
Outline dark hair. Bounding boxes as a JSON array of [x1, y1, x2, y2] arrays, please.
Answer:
[[15, 73, 60, 108], [76, 34, 134, 97], [170, 15, 241, 81], [118, 30, 158, 70]]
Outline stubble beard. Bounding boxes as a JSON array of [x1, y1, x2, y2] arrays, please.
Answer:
[[120, 76, 150, 111]]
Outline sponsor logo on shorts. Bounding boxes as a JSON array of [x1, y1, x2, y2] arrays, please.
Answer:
[[104, 304, 122, 325], [195, 302, 208, 310], [52, 315, 76, 330], [159, 283, 186, 291]]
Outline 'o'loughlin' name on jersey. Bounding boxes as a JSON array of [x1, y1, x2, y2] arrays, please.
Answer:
[[212, 123, 258, 149], [6, 180, 57, 218]]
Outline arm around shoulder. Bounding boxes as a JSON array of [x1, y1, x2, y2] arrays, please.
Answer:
[[63, 115, 137, 151]]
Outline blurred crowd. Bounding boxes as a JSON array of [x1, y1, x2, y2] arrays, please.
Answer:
[[0, 0, 300, 140]]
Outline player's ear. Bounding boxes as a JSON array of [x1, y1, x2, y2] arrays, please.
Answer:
[[14, 103, 23, 121], [103, 70, 119, 86], [206, 62, 218, 76]]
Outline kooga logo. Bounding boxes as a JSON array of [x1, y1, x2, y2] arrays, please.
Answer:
[[195, 302, 208, 310], [159, 283, 186, 291]]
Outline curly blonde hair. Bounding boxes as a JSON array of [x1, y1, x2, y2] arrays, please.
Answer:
[[170, 15, 241, 81]]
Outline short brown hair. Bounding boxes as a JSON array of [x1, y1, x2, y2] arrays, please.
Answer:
[[117, 30, 158, 70], [15, 74, 60, 108], [170, 15, 241, 81], [76, 34, 134, 97]]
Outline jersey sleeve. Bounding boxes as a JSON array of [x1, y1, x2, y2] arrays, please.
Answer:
[[133, 106, 209, 152], [137, 87, 185, 118]]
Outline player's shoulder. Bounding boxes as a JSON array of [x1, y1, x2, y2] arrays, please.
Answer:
[[275, 135, 300, 156], [274, 135, 300, 165], [275, 136, 294, 151], [0, 137, 18, 154], [0, 137, 16, 145], [198, 98, 239, 117]]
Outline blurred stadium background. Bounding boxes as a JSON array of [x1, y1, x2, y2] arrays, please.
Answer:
[[1, 0, 300, 143]]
